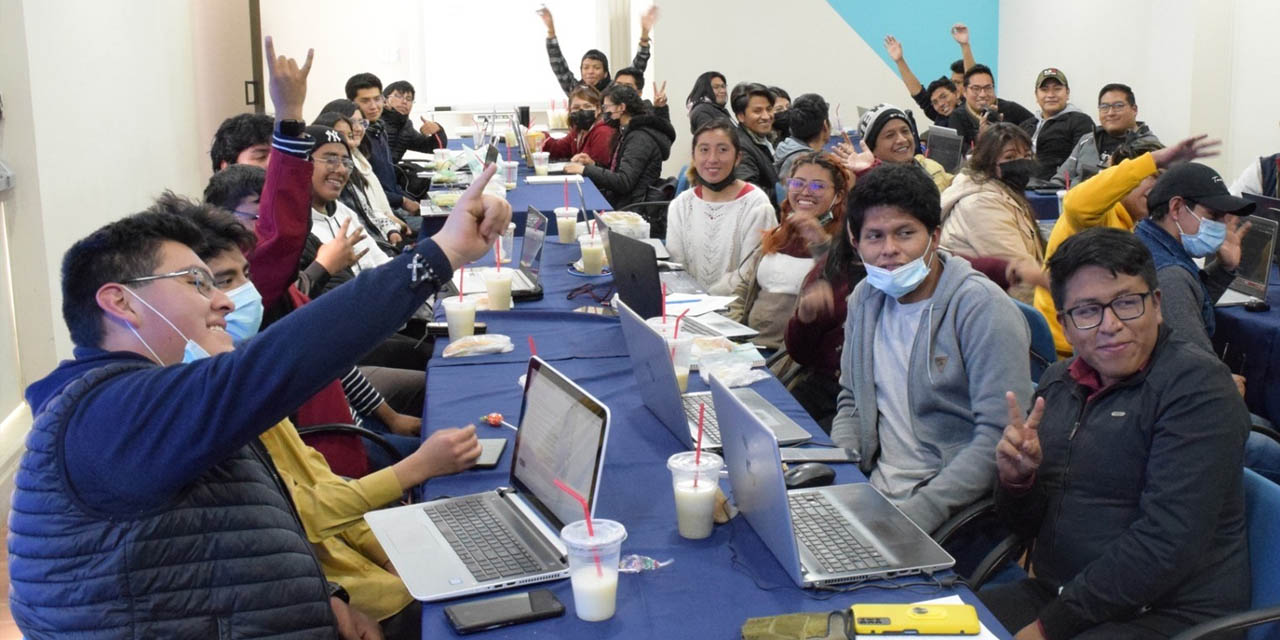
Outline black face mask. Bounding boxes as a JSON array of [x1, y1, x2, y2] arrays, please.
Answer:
[[700, 168, 738, 192], [569, 109, 596, 130], [772, 110, 791, 137], [997, 158, 1038, 192], [602, 111, 620, 128]]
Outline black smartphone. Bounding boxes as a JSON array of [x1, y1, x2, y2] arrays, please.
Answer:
[[474, 439, 507, 469], [444, 589, 564, 634], [425, 321, 487, 337]]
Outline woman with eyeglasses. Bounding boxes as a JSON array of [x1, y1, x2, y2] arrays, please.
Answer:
[[665, 120, 777, 295], [685, 71, 731, 135], [725, 152, 850, 350], [318, 99, 416, 239]]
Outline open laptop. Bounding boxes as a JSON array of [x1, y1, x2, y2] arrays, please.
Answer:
[[364, 356, 611, 601], [710, 375, 954, 588], [608, 231, 758, 340], [1217, 214, 1277, 306], [1243, 193, 1280, 264], [615, 296, 811, 451], [925, 126, 964, 174], [446, 206, 547, 301]]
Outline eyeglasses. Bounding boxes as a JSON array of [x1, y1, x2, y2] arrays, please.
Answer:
[[1062, 291, 1152, 330], [316, 154, 354, 171], [567, 282, 615, 303], [1097, 102, 1130, 113], [967, 84, 994, 94], [787, 178, 832, 194], [123, 267, 216, 299]]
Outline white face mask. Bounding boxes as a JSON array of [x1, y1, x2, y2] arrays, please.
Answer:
[[860, 237, 935, 299], [124, 288, 211, 365]]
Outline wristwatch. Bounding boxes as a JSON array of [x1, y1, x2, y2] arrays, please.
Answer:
[[276, 118, 306, 138], [327, 581, 350, 603]]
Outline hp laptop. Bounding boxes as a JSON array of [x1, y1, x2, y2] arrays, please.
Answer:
[[609, 231, 757, 340], [1217, 214, 1277, 307], [925, 126, 964, 174], [365, 356, 611, 601], [615, 296, 811, 451], [1243, 193, 1280, 264], [710, 375, 954, 588], [446, 206, 547, 301]]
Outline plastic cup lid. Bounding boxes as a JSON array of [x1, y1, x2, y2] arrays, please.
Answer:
[[560, 518, 627, 549], [667, 450, 723, 473]]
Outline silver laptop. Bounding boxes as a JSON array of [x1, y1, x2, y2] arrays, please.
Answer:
[[615, 296, 811, 451], [925, 125, 964, 174], [449, 206, 547, 299], [364, 356, 611, 601], [710, 375, 954, 588], [1217, 214, 1277, 306]]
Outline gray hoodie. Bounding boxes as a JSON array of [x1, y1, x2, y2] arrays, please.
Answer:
[[773, 136, 815, 190], [831, 253, 1033, 533]]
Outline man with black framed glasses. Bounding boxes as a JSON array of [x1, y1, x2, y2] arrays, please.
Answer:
[[982, 227, 1250, 639]]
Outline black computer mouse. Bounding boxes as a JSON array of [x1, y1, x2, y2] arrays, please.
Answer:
[[783, 462, 837, 489], [1245, 299, 1271, 312]]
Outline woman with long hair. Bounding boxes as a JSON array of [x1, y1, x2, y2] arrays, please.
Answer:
[[685, 70, 731, 134], [565, 84, 675, 212]]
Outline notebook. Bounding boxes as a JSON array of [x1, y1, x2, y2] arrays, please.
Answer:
[[364, 356, 611, 601]]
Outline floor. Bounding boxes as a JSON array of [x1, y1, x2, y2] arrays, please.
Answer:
[[0, 527, 21, 638]]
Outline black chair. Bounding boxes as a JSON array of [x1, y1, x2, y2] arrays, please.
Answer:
[[932, 497, 1033, 589], [621, 200, 672, 240], [297, 423, 412, 504]]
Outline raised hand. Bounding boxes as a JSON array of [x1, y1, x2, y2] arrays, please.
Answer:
[[263, 35, 313, 122], [951, 23, 970, 45], [640, 5, 660, 35], [1151, 134, 1221, 168], [842, 146, 877, 174], [1217, 214, 1252, 271], [796, 279, 835, 324], [883, 35, 904, 62], [536, 5, 555, 35], [419, 116, 442, 136], [653, 80, 668, 108], [789, 210, 830, 248], [1005, 257, 1050, 290], [431, 163, 513, 267], [996, 392, 1044, 487], [314, 217, 368, 274]]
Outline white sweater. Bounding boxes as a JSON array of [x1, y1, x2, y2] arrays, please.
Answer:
[[666, 184, 777, 295], [310, 200, 392, 273]]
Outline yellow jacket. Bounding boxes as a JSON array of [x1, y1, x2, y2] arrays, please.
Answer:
[[258, 420, 412, 621], [916, 155, 954, 194], [1034, 153, 1157, 356]]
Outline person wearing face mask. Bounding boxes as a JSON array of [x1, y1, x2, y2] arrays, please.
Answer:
[[541, 84, 614, 166], [666, 121, 778, 294], [831, 163, 1032, 537], [726, 153, 851, 349], [730, 82, 781, 211], [939, 123, 1045, 302], [565, 83, 675, 214], [1134, 162, 1255, 355], [537, 4, 659, 95], [769, 86, 791, 144], [856, 103, 952, 192]]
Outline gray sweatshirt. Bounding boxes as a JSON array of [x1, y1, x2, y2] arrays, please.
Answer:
[[831, 253, 1033, 533]]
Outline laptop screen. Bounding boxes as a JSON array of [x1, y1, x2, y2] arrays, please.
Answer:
[[1232, 214, 1278, 293], [510, 357, 610, 531], [1244, 193, 1280, 264], [521, 206, 547, 283]]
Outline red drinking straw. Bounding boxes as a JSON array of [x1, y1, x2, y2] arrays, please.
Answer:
[[564, 181, 569, 209], [553, 478, 603, 576], [495, 241, 501, 272], [694, 404, 706, 487], [458, 267, 465, 302], [673, 308, 691, 339], [1064, 170, 1071, 189], [528, 335, 537, 356], [661, 284, 668, 323]]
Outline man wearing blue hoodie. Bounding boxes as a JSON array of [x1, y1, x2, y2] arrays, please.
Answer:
[[1019, 68, 1095, 182], [7, 110, 510, 640], [830, 164, 1033, 535]]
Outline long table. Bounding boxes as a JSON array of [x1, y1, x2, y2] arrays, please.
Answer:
[[1214, 264, 1280, 425], [418, 253, 1013, 638]]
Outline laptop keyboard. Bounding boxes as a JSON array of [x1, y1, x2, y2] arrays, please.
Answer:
[[424, 496, 542, 582], [788, 492, 889, 574], [682, 395, 721, 443]]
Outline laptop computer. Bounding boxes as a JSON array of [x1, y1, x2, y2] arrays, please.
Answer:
[[710, 375, 954, 588], [1217, 214, 1277, 306], [615, 296, 811, 451], [445, 206, 547, 301], [608, 231, 757, 340], [925, 126, 964, 174], [364, 356, 611, 601], [1243, 193, 1280, 264]]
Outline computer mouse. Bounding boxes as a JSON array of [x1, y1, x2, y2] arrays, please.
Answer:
[[784, 462, 837, 490], [1245, 299, 1271, 312]]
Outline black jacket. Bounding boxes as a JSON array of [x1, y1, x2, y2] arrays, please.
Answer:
[[948, 98, 1035, 148], [380, 108, 448, 164], [734, 124, 779, 210], [582, 113, 675, 209], [996, 327, 1249, 639], [688, 100, 732, 134], [1019, 108, 1096, 181]]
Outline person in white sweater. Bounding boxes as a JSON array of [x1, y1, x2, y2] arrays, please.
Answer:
[[666, 120, 777, 295], [306, 126, 392, 274]]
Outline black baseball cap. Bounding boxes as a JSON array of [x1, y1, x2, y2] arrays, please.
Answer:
[[1146, 162, 1256, 215]]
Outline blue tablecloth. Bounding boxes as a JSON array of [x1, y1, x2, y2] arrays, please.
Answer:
[[419, 321, 1012, 638], [1025, 191, 1060, 220], [437, 238, 615, 316], [1214, 264, 1280, 424]]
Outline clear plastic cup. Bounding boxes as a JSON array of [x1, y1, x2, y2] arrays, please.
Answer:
[[532, 151, 551, 176], [501, 161, 519, 190], [667, 451, 723, 539], [560, 519, 626, 622], [498, 222, 516, 264], [1056, 189, 1067, 217], [555, 207, 580, 243], [483, 269, 513, 311], [434, 148, 452, 171], [441, 298, 476, 340], [666, 336, 694, 393], [578, 236, 605, 275]]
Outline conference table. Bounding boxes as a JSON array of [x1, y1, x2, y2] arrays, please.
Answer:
[[417, 237, 1013, 638], [1214, 264, 1280, 425]]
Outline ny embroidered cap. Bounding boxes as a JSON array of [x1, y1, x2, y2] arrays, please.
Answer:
[[1035, 68, 1069, 90], [1146, 162, 1256, 215]]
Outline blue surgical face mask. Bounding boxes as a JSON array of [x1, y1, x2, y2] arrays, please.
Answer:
[[1175, 204, 1226, 257], [862, 237, 935, 299], [223, 281, 264, 344], [124, 288, 212, 364]]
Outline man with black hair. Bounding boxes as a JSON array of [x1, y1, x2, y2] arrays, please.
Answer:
[[883, 24, 974, 125], [856, 103, 952, 192], [344, 72, 420, 216], [830, 163, 1031, 535], [537, 5, 659, 95], [731, 82, 780, 210], [1020, 68, 1095, 181], [947, 64, 1034, 148], [210, 113, 275, 171], [984, 227, 1249, 640], [1053, 83, 1160, 187], [613, 66, 670, 123], [773, 93, 831, 189], [381, 79, 448, 163]]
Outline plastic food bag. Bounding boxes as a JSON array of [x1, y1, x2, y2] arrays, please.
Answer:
[[442, 334, 514, 358], [698, 352, 770, 386]]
